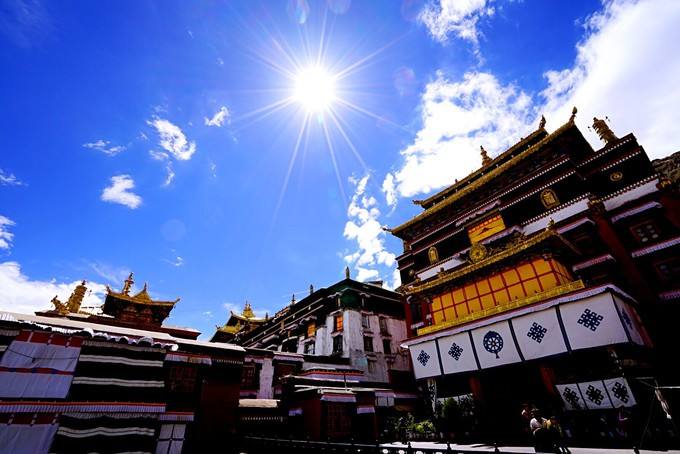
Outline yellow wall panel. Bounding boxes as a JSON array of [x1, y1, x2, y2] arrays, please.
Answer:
[[494, 289, 510, 304], [481, 294, 495, 310], [508, 283, 525, 300], [477, 279, 491, 295], [533, 259, 551, 275], [441, 293, 453, 308], [433, 311, 445, 325], [444, 307, 456, 321], [518, 263, 536, 280], [489, 275, 504, 291], [524, 278, 541, 295], [503, 269, 520, 285], [539, 274, 558, 290], [432, 296, 442, 311], [468, 298, 482, 313], [464, 284, 477, 298], [456, 303, 469, 317], [452, 289, 465, 303]]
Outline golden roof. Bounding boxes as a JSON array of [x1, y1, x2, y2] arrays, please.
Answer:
[[390, 113, 581, 236], [106, 274, 179, 307]]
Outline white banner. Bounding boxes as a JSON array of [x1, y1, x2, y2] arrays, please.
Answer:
[[471, 321, 521, 369], [512, 308, 568, 361], [561, 294, 628, 351], [555, 384, 586, 411], [437, 332, 478, 375], [604, 377, 636, 408], [409, 340, 441, 379], [612, 296, 647, 346], [578, 380, 613, 409]]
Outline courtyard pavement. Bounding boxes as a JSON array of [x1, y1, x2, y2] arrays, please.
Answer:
[[380, 441, 680, 454]]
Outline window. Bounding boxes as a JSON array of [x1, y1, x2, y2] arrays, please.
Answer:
[[306, 322, 316, 338], [363, 336, 373, 352], [334, 314, 343, 332], [368, 360, 376, 374], [362, 314, 370, 329], [383, 339, 392, 354], [656, 258, 680, 282], [304, 341, 315, 355], [240, 363, 259, 389], [167, 365, 197, 393], [631, 221, 660, 244], [379, 317, 389, 334], [333, 335, 343, 354], [326, 403, 352, 438]]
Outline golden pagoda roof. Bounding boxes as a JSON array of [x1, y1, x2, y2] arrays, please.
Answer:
[[106, 275, 179, 307], [390, 113, 581, 236]]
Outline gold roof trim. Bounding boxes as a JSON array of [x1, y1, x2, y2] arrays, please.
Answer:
[[417, 279, 585, 336], [106, 288, 178, 307], [390, 120, 577, 236], [404, 226, 562, 295]]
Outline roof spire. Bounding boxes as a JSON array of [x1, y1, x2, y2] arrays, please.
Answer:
[[310, 284, 314, 295], [122, 272, 134, 295], [66, 280, 88, 313], [539, 115, 546, 129], [242, 301, 255, 319], [592, 117, 618, 144], [480, 146, 492, 167], [569, 106, 578, 123], [344, 266, 350, 279], [291, 293, 296, 304]]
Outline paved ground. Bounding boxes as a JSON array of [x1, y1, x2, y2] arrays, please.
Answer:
[[380, 441, 680, 454]]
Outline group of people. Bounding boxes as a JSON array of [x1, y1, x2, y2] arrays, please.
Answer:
[[521, 405, 570, 453]]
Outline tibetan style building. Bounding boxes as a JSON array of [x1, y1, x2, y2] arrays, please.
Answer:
[[389, 111, 680, 444], [214, 271, 417, 441], [0, 275, 245, 453], [211, 302, 268, 343]]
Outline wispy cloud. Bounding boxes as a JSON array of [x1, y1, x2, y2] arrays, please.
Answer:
[[0, 168, 25, 186], [101, 174, 142, 209], [0, 215, 15, 250], [83, 139, 126, 156], [87, 261, 130, 285], [343, 175, 399, 287], [419, 0, 495, 55], [164, 255, 184, 267], [0, 0, 52, 48], [204, 106, 230, 127], [147, 118, 196, 161], [0, 261, 107, 315]]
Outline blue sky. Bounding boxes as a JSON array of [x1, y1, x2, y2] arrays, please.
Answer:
[[1, 0, 679, 337]]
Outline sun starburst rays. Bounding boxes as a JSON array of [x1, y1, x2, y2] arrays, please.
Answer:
[[227, 9, 400, 222]]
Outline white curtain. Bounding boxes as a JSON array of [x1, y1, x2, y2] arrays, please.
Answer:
[[0, 424, 58, 454]]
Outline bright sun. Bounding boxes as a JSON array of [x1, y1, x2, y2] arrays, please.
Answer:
[[293, 66, 337, 113]]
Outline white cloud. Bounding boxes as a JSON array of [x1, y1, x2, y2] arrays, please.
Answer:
[[165, 256, 184, 267], [87, 262, 130, 285], [82, 140, 126, 156], [387, 0, 680, 206], [0, 215, 15, 250], [101, 174, 142, 209], [539, 0, 680, 159], [0, 168, 25, 186], [204, 106, 230, 127], [384, 71, 534, 205], [343, 175, 399, 288], [419, 0, 495, 47], [147, 118, 196, 161], [0, 261, 107, 315]]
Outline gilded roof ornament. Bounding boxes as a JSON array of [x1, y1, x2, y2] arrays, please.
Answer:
[[345, 266, 350, 279], [592, 117, 618, 144], [569, 106, 578, 123], [539, 115, 546, 129], [480, 146, 492, 167], [122, 272, 134, 295]]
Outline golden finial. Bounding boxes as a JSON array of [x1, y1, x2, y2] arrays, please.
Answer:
[[310, 284, 314, 295], [344, 266, 350, 279], [122, 272, 134, 295], [242, 301, 255, 319], [51, 295, 68, 315], [539, 115, 546, 129], [569, 106, 577, 123], [66, 280, 88, 313], [480, 146, 492, 167], [291, 293, 296, 305], [547, 218, 556, 231], [592, 117, 618, 144]]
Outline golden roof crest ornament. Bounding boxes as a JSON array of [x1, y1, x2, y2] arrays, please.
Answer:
[[592, 117, 618, 144], [539, 115, 546, 129], [569, 106, 578, 123], [480, 146, 492, 167], [51, 280, 88, 315], [469, 242, 488, 263], [122, 272, 134, 295], [242, 302, 255, 319], [345, 266, 350, 279]]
